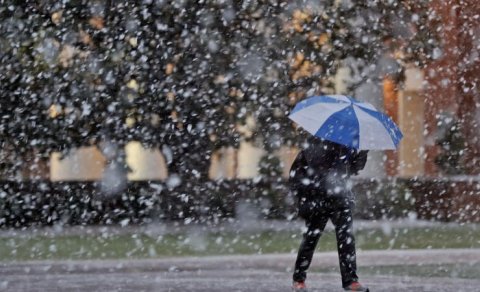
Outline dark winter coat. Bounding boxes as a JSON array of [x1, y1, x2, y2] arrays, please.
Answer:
[[289, 137, 368, 217]]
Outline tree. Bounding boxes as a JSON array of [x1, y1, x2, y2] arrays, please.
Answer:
[[251, 0, 436, 149], [1, 0, 435, 186], [435, 117, 466, 175], [0, 2, 58, 179]]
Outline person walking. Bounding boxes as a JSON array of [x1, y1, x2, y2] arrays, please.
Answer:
[[290, 136, 370, 292]]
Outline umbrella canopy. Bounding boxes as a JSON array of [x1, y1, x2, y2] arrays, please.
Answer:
[[288, 95, 403, 150]]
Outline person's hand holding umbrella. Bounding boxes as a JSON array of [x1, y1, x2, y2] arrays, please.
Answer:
[[288, 95, 402, 292]]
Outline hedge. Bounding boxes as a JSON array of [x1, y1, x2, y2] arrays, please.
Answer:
[[0, 177, 478, 228]]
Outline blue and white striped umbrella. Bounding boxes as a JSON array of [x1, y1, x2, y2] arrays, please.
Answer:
[[288, 95, 403, 150]]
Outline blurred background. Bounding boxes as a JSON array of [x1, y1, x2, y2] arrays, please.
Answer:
[[0, 0, 479, 269]]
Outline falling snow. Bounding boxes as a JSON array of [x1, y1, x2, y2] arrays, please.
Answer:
[[0, 1, 479, 291]]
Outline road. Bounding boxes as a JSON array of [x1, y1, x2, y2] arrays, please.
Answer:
[[1, 249, 479, 291]]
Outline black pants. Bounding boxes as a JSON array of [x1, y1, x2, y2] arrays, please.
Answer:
[[292, 196, 358, 288]]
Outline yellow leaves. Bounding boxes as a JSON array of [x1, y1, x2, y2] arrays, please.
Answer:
[[126, 117, 136, 128], [165, 63, 175, 75], [318, 33, 329, 46], [289, 9, 332, 52], [51, 11, 62, 25], [292, 9, 312, 32], [292, 21, 304, 32], [48, 104, 62, 118], [296, 61, 322, 80], [128, 37, 138, 47], [229, 88, 244, 99], [288, 91, 310, 107], [170, 111, 183, 130], [291, 52, 305, 69], [79, 30, 93, 46], [293, 10, 311, 22], [293, 9, 312, 27], [306, 31, 330, 50], [214, 75, 227, 84], [124, 80, 140, 101], [292, 59, 312, 79], [89, 16, 105, 30], [126, 79, 139, 91], [290, 52, 322, 81]]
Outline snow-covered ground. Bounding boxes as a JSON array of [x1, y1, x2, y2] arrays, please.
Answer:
[[0, 220, 478, 291], [1, 249, 479, 291]]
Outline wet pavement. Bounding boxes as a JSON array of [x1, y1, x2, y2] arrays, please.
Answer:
[[1, 249, 479, 291]]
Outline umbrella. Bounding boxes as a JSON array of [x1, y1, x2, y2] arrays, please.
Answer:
[[288, 95, 403, 150]]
